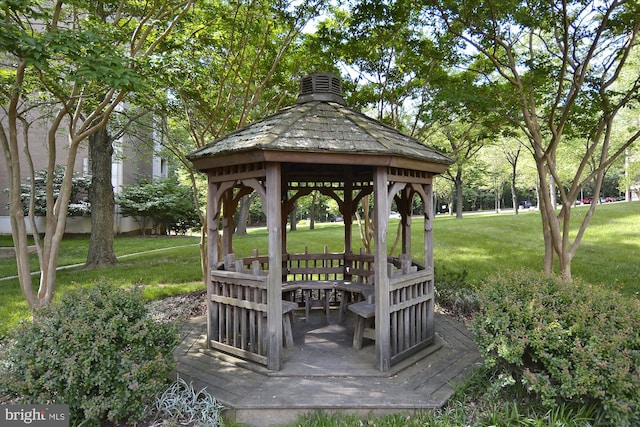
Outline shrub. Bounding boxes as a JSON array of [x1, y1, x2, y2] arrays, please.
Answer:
[[472, 270, 640, 425], [10, 165, 91, 216], [0, 283, 179, 426], [435, 267, 478, 315], [116, 177, 201, 235]]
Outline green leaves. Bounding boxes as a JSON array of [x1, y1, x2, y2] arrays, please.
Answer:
[[1, 0, 191, 103], [19, 165, 91, 216], [473, 270, 640, 424], [116, 177, 201, 235], [0, 282, 179, 426], [28, 26, 142, 91]]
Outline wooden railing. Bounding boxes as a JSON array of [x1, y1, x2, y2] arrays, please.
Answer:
[[208, 266, 269, 365], [389, 268, 434, 362], [208, 248, 433, 368]]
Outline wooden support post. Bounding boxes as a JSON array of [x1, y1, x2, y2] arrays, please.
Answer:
[[423, 182, 435, 340], [222, 191, 233, 255], [251, 260, 260, 276], [374, 166, 391, 372], [266, 163, 283, 371], [402, 186, 412, 257], [207, 179, 220, 345], [344, 174, 353, 253]]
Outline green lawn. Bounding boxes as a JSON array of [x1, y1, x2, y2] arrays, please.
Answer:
[[432, 202, 639, 295], [0, 235, 203, 336], [232, 201, 639, 296], [1, 201, 638, 336]]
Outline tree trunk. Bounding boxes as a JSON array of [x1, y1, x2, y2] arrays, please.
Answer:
[[454, 171, 464, 219], [4, 103, 39, 307], [537, 160, 569, 279], [86, 125, 118, 268], [309, 191, 317, 230], [290, 202, 297, 231], [236, 195, 250, 235], [539, 187, 555, 275], [548, 161, 557, 210], [356, 194, 374, 253], [511, 163, 518, 214]]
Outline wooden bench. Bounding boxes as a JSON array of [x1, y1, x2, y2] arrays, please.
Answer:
[[223, 249, 416, 332], [335, 281, 374, 324], [282, 279, 375, 324], [262, 301, 298, 349], [348, 300, 376, 350], [282, 280, 337, 324], [281, 300, 298, 348]]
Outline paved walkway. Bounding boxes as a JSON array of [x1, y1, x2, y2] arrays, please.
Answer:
[[174, 310, 481, 426]]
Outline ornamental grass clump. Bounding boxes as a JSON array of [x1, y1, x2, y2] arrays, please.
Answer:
[[155, 376, 225, 426], [0, 283, 179, 427], [472, 270, 640, 425]]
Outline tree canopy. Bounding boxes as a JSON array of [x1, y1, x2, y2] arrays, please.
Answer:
[[1, 0, 193, 307], [424, 0, 640, 278], [2, 0, 639, 309]]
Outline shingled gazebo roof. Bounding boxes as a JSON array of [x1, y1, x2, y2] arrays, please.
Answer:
[[187, 73, 452, 172]]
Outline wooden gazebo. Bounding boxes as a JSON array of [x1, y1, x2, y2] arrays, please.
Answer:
[[187, 73, 453, 372]]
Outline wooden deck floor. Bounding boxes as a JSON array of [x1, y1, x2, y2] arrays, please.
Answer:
[[173, 309, 482, 426]]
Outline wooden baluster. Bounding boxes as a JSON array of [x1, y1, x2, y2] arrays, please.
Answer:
[[224, 253, 235, 270], [251, 260, 260, 276]]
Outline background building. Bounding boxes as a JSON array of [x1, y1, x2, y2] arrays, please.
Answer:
[[0, 112, 167, 235]]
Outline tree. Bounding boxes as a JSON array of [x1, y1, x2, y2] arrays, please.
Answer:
[[622, 148, 640, 200], [434, 119, 492, 217], [309, 1, 454, 132], [152, 0, 326, 272], [308, 1, 461, 248], [85, 107, 155, 268], [497, 136, 525, 213], [86, 125, 118, 267], [0, 0, 193, 308], [428, 0, 640, 279]]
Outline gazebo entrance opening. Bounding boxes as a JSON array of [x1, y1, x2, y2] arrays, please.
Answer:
[[188, 73, 453, 372]]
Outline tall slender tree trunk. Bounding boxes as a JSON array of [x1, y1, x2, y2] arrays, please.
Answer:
[[86, 124, 118, 268], [454, 171, 464, 219], [290, 202, 298, 231], [539, 191, 555, 275], [310, 191, 317, 230], [548, 155, 557, 210], [511, 163, 518, 214]]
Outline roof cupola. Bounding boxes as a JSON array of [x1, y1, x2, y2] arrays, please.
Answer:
[[296, 72, 346, 105]]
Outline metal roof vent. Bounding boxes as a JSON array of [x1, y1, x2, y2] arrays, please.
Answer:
[[296, 72, 346, 105]]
